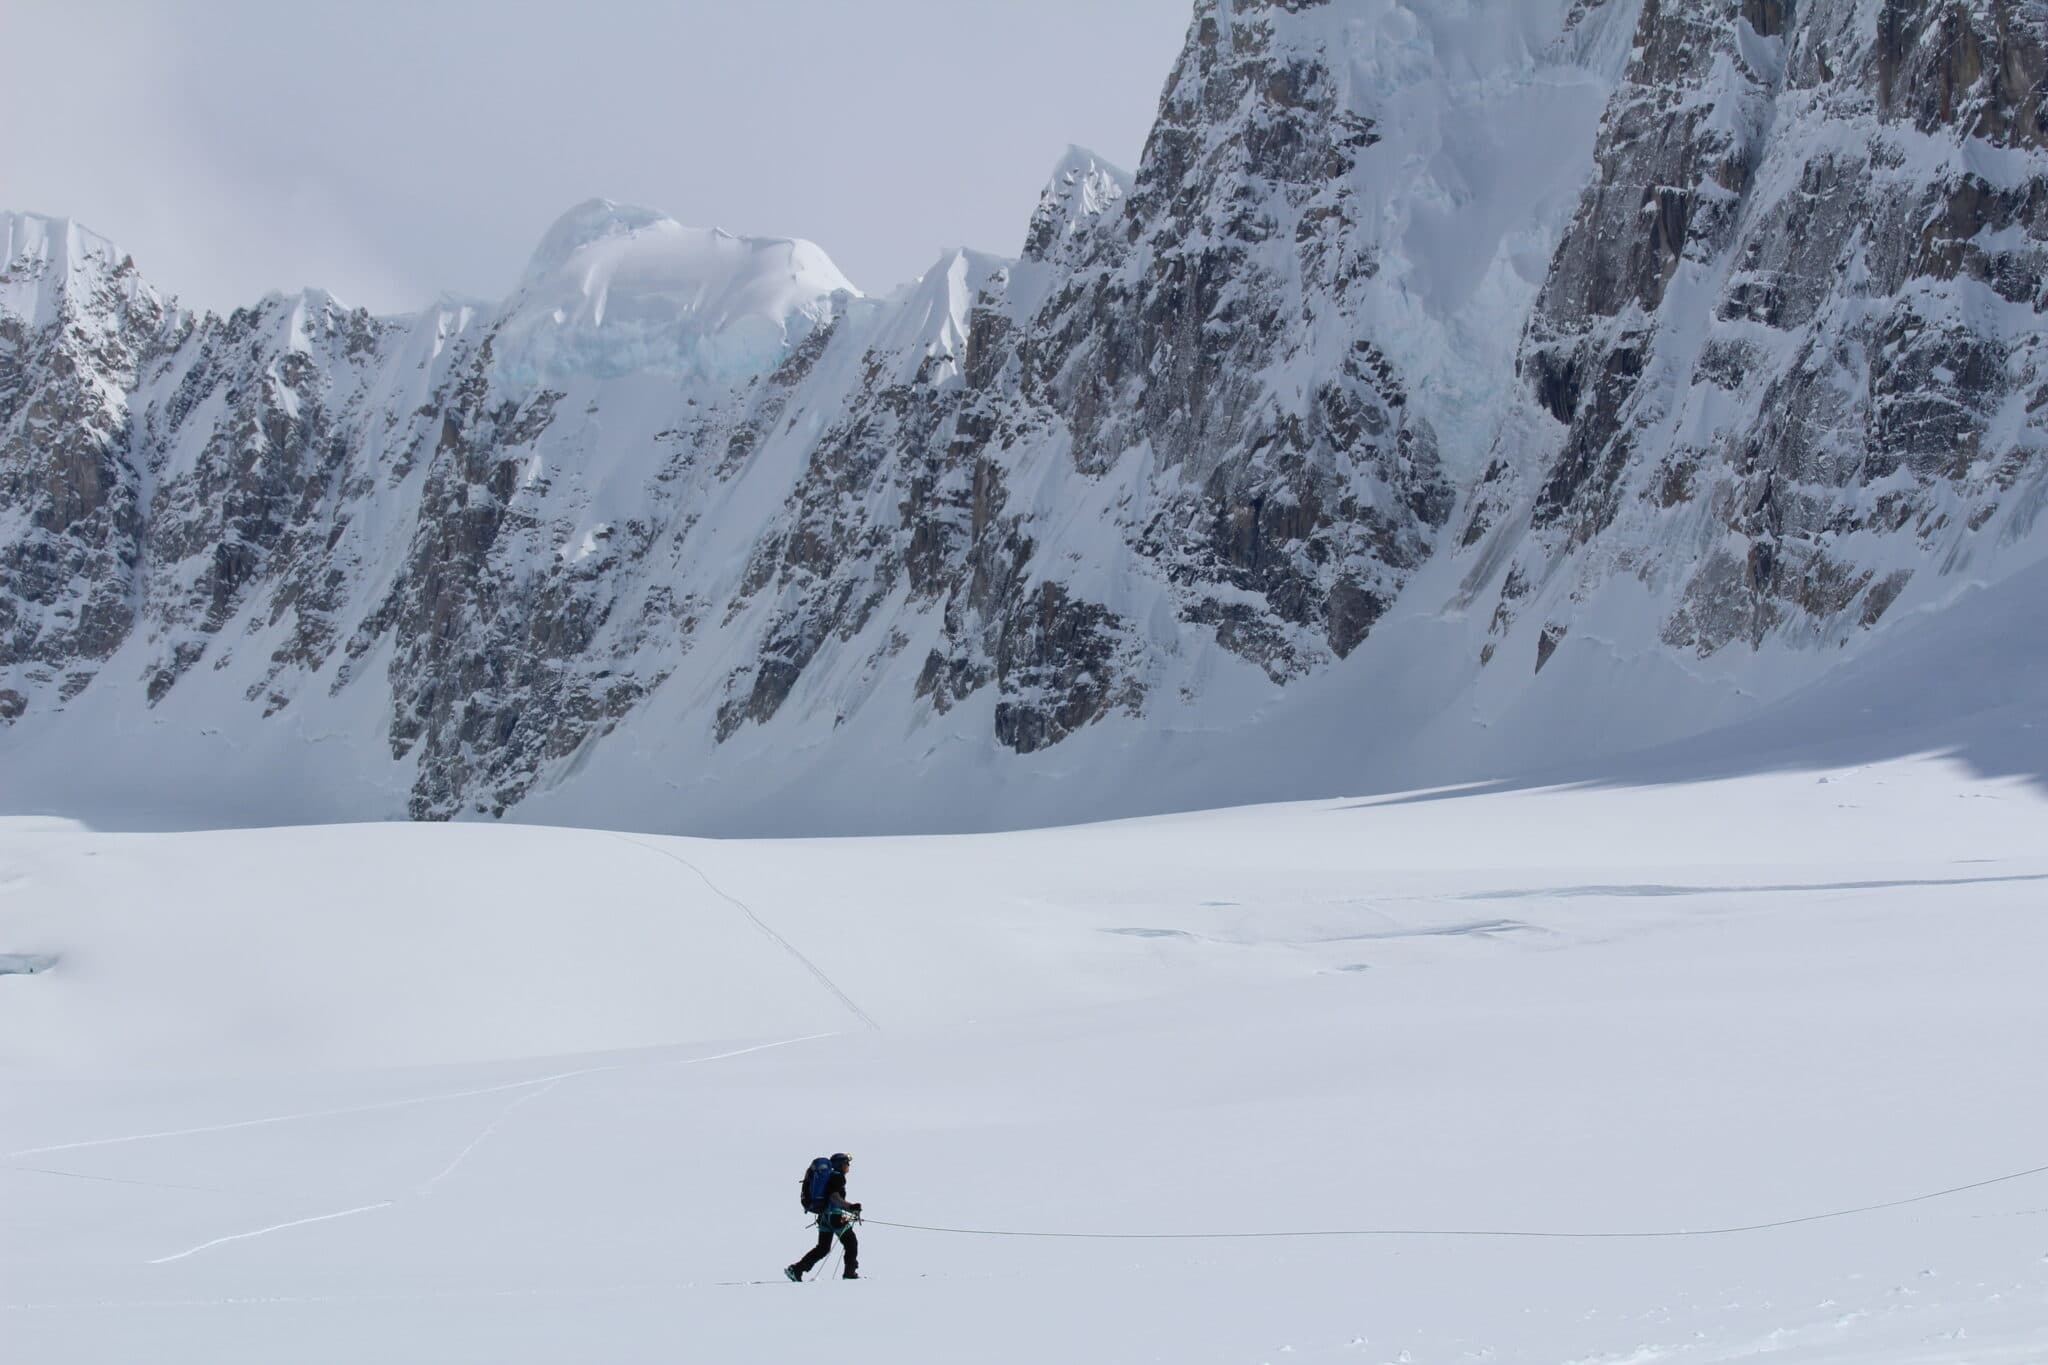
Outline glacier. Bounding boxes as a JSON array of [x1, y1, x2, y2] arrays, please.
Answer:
[[2, 0, 2046, 836]]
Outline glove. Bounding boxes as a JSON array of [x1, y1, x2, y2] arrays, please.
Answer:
[[849, 1203, 863, 1214]]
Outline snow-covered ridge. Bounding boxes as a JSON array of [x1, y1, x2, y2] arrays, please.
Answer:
[[3, 0, 2047, 837], [0, 210, 125, 285], [0, 209, 164, 332], [1021, 145, 1132, 269], [490, 198, 859, 385]]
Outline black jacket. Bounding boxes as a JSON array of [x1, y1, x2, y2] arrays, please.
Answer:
[[820, 1169, 858, 1217]]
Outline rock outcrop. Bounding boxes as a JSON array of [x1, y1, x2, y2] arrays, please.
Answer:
[[3, 0, 2046, 832], [1465, 0, 2048, 671]]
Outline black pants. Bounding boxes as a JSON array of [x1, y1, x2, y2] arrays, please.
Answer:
[[793, 1214, 858, 1276]]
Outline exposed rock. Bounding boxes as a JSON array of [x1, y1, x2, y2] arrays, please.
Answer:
[[1472, 0, 2048, 661], [4, 1, 2047, 828]]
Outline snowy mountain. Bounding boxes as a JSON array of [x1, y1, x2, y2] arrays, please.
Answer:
[[4, 0, 2047, 833]]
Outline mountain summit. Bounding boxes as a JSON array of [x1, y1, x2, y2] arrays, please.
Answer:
[[496, 199, 857, 384], [3, 0, 2045, 833]]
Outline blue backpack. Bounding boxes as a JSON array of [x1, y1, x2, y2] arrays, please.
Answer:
[[799, 1156, 835, 1213]]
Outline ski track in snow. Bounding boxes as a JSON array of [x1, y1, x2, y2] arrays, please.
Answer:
[[145, 1202, 397, 1266], [122, 1034, 835, 1266], [3, 1033, 835, 1160], [413, 1078, 564, 1197], [0, 1274, 882, 1312], [131, 1079, 548, 1270], [603, 832, 879, 1031], [5, 762, 2045, 1361]]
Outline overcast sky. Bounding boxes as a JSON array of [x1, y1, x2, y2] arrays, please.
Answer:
[[4, 0, 1193, 314]]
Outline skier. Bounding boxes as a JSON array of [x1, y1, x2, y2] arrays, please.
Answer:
[[786, 1151, 861, 1280]]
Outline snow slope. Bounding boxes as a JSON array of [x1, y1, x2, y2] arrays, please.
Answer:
[[491, 199, 856, 386], [0, 211, 164, 334], [3, 751, 2045, 1363], [6, 2, 2047, 835]]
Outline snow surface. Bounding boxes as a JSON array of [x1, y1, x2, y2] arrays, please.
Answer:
[[1287, 0, 1644, 479], [0, 211, 134, 328], [0, 209, 169, 369], [7, 1, 2046, 842], [488, 199, 857, 386], [3, 495, 2041, 841], [3, 746, 2046, 1363]]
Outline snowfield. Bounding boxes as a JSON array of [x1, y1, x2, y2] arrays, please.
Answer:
[[4, 749, 2046, 1363], [6, 2, 2048, 1357]]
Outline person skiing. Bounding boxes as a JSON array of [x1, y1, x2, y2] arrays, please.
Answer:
[[786, 1151, 861, 1280]]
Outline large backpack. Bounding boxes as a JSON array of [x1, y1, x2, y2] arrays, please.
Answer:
[[799, 1156, 836, 1213]]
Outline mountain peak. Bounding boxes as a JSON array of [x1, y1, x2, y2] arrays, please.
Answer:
[[522, 198, 676, 284], [1021, 147, 1132, 265], [495, 199, 859, 385], [0, 210, 120, 270], [0, 209, 161, 333]]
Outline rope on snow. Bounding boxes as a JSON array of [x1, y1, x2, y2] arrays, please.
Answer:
[[861, 1157, 2048, 1242]]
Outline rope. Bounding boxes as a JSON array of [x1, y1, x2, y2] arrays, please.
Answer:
[[863, 1157, 2048, 1242]]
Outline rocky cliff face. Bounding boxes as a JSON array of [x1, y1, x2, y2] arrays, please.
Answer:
[[1015, 7, 1457, 683], [1463, 0, 2048, 674], [0, 217, 177, 721], [3, 0, 2046, 833]]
